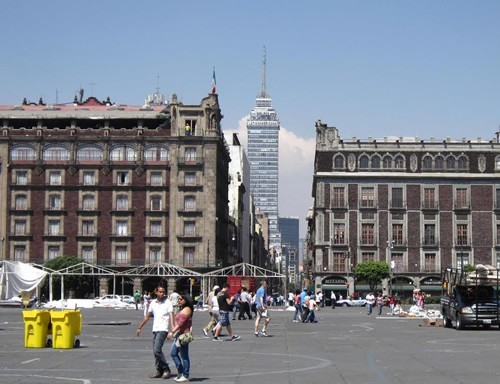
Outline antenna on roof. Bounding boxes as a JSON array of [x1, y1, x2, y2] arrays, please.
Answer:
[[261, 45, 267, 98]]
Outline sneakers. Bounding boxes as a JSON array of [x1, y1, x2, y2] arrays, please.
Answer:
[[231, 335, 241, 341], [293, 320, 298, 322], [175, 375, 189, 382], [162, 368, 171, 379], [212, 336, 220, 341], [254, 332, 259, 337], [202, 329, 208, 337], [150, 371, 163, 379], [259, 331, 268, 337]]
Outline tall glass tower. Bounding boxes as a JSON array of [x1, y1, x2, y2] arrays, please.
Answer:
[[247, 48, 281, 251]]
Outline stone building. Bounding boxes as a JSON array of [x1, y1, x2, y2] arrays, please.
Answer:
[[310, 120, 500, 299], [0, 93, 230, 279]]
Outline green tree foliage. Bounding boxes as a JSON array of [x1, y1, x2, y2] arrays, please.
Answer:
[[354, 261, 390, 291], [44, 256, 95, 299]]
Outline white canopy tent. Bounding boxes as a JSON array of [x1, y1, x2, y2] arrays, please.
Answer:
[[0, 261, 50, 300]]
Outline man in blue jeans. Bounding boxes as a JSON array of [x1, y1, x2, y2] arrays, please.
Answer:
[[136, 286, 175, 379], [365, 291, 375, 315]]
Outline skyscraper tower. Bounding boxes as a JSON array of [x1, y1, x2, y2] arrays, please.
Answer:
[[247, 47, 281, 252]]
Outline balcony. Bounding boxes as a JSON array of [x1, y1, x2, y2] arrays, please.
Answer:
[[42, 233, 66, 241], [421, 200, 439, 211], [177, 209, 203, 217], [422, 239, 440, 248], [389, 200, 406, 211], [176, 234, 202, 243], [358, 200, 377, 210], [178, 183, 203, 192], [453, 202, 471, 212], [331, 200, 348, 210]]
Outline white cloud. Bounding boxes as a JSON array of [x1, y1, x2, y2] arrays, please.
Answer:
[[225, 116, 315, 238]]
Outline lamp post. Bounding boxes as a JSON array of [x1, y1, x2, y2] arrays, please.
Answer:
[[387, 240, 394, 295], [344, 247, 351, 298]]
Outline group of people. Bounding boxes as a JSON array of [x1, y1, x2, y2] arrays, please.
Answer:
[[136, 280, 273, 382], [365, 291, 398, 315], [291, 288, 320, 323]]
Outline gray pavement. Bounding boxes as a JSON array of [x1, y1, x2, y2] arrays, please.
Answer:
[[1, 305, 500, 384]]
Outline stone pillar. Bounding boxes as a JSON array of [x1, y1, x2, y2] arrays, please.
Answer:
[[133, 277, 143, 293], [98, 278, 109, 298], [168, 278, 177, 295]]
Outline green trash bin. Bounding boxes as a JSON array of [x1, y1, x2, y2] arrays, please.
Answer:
[[22, 310, 51, 348], [50, 310, 81, 349]]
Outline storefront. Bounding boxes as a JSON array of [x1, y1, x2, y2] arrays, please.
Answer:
[[419, 276, 442, 297], [321, 276, 348, 305]]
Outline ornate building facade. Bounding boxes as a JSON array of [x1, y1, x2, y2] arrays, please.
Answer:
[[310, 120, 500, 299], [0, 93, 230, 273]]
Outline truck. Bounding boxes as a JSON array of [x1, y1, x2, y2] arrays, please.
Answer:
[[441, 265, 500, 330]]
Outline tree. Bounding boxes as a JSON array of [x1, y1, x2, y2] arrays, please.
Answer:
[[44, 256, 95, 299], [354, 261, 390, 292]]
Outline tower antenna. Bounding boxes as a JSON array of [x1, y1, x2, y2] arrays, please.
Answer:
[[261, 45, 267, 98]]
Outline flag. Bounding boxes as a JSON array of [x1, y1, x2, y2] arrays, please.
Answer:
[[211, 67, 216, 94]]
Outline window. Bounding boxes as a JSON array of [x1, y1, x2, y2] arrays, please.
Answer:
[[43, 145, 69, 161], [424, 254, 437, 273], [82, 220, 94, 236], [392, 224, 404, 245], [116, 221, 128, 236], [150, 221, 162, 236], [184, 196, 196, 211], [48, 246, 60, 260], [383, 155, 392, 169], [83, 171, 96, 186], [456, 251, 469, 268], [496, 188, 500, 209], [183, 247, 195, 266], [82, 195, 95, 210], [362, 252, 374, 262], [144, 145, 168, 162], [11, 145, 35, 161], [391, 254, 404, 271], [184, 172, 196, 186], [422, 156, 432, 170], [359, 155, 369, 169], [456, 224, 468, 246], [150, 196, 162, 211], [435, 156, 444, 170], [332, 187, 345, 208], [183, 221, 195, 237], [49, 171, 62, 185], [150, 172, 163, 186], [116, 195, 129, 211], [391, 187, 404, 208], [14, 246, 26, 262], [77, 145, 103, 161], [455, 188, 468, 208], [15, 195, 28, 210], [110, 145, 136, 162], [115, 246, 128, 264], [332, 253, 345, 272], [48, 220, 60, 235], [16, 171, 28, 185], [149, 246, 161, 263], [332, 223, 345, 245], [184, 147, 197, 162], [361, 224, 375, 245], [496, 156, 500, 171], [185, 119, 197, 135], [446, 156, 455, 169], [14, 220, 27, 235], [81, 246, 94, 263], [371, 155, 380, 169], [360, 187, 375, 208], [457, 156, 467, 170], [394, 155, 405, 169], [423, 188, 436, 209], [48, 194, 61, 210], [117, 172, 129, 186], [424, 224, 436, 245], [333, 155, 344, 169]]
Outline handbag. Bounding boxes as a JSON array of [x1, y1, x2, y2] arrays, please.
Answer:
[[178, 332, 194, 346]]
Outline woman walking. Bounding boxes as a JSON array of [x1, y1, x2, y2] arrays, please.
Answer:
[[168, 293, 194, 382]]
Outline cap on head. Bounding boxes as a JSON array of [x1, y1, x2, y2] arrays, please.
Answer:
[[213, 285, 220, 291]]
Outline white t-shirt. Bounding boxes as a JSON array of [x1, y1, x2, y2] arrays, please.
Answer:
[[148, 298, 173, 332], [169, 292, 179, 306], [211, 295, 219, 313]]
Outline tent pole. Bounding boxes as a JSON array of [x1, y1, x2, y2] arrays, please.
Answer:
[[49, 274, 53, 302]]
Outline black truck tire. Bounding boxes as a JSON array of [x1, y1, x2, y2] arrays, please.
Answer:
[[456, 313, 465, 330], [443, 315, 452, 328]]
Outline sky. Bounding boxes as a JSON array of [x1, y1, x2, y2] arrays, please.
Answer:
[[2, 1, 500, 238]]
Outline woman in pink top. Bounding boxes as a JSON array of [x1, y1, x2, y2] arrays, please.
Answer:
[[168, 293, 193, 382]]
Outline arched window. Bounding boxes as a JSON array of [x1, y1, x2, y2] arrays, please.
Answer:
[[43, 145, 70, 161], [495, 156, 500, 171], [77, 145, 103, 162], [435, 156, 445, 170], [394, 155, 405, 169], [383, 155, 392, 169], [333, 154, 345, 169], [359, 155, 369, 169], [422, 156, 433, 170], [371, 155, 380, 169], [11, 145, 36, 161], [457, 156, 468, 170], [110, 145, 136, 162], [446, 156, 456, 169], [144, 145, 168, 162]]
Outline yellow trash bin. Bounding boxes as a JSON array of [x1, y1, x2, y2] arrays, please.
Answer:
[[50, 310, 81, 349], [23, 310, 51, 348]]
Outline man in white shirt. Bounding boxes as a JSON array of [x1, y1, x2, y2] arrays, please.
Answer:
[[136, 287, 174, 379], [365, 291, 375, 315]]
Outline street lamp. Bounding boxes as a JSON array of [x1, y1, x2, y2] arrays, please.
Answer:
[[387, 240, 394, 295], [344, 247, 351, 298]]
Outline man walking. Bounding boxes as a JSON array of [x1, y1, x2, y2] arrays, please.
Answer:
[[366, 291, 375, 315], [213, 284, 241, 341], [136, 286, 174, 379], [254, 280, 271, 337]]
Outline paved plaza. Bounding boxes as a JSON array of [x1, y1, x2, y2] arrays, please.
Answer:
[[2, 305, 500, 384]]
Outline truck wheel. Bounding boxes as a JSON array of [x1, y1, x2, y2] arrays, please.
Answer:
[[443, 316, 452, 328], [456, 314, 465, 330]]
